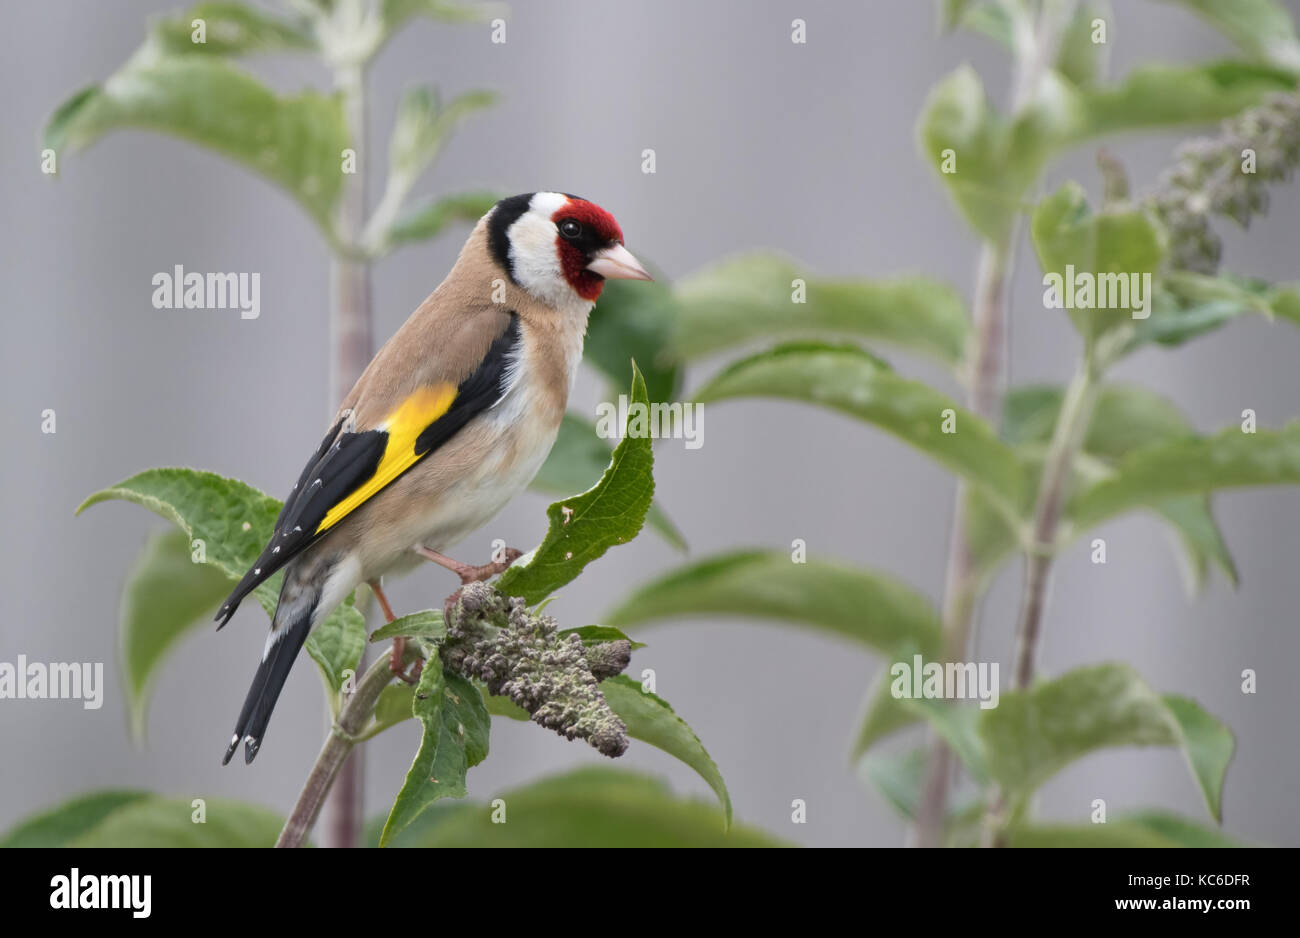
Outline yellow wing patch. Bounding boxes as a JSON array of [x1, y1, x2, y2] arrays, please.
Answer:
[[315, 383, 458, 534]]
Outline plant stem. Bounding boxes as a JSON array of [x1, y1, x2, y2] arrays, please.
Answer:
[[912, 244, 1010, 847], [980, 357, 1098, 847], [320, 56, 374, 850], [1011, 359, 1098, 688], [911, 0, 1077, 847], [276, 651, 396, 849]]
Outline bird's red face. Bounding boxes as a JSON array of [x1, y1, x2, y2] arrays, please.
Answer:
[[488, 192, 651, 306], [551, 197, 645, 300]]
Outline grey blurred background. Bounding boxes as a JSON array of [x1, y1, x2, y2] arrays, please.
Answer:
[[3, 0, 1299, 847]]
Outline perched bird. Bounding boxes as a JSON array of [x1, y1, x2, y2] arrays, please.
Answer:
[[215, 192, 651, 764]]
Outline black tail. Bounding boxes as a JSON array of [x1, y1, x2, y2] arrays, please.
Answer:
[[222, 599, 317, 765]]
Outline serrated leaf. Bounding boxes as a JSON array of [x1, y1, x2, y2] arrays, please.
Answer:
[[46, 57, 349, 233], [533, 414, 685, 550], [380, 665, 489, 846], [368, 609, 446, 643], [693, 342, 1026, 512], [0, 790, 151, 848], [70, 796, 287, 847], [376, 767, 783, 847], [600, 675, 730, 824], [672, 253, 970, 368], [607, 550, 942, 657], [78, 468, 365, 693], [120, 529, 234, 740], [1069, 421, 1300, 529], [497, 364, 655, 604]]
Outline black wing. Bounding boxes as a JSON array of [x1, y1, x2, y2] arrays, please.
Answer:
[[215, 314, 522, 627]]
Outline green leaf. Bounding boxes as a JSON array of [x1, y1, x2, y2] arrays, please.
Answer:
[[533, 414, 685, 551], [1115, 809, 1247, 846], [938, 0, 977, 31], [497, 364, 656, 604], [859, 747, 930, 820], [586, 273, 682, 404], [385, 190, 499, 248], [148, 2, 317, 57], [1069, 421, 1300, 530], [1069, 60, 1297, 138], [1056, 1, 1111, 88], [78, 468, 365, 693], [376, 767, 784, 847], [481, 687, 529, 720], [1128, 271, 1300, 352], [0, 790, 151, 848], [1031, 182, 1164, 342], [70, 796, 287, 847], [1004, 383, 1238, 590], [557, 625, 646, 650], [981, 663, 1180, 797], [607, 551, 942, 657], [1162, 693, 1235, 821], [693, 343, 1026, 511], [980, 663, 1233, 820], [858, 747, 983, 838], [381, 0, 504, 31], [672, 253, 970, 367], [389, 87, 495, 182], [600, 675, 731, 824], [917, 65, 1050, 242], [120, 529, 235, 740], [380, 665, 490, 846], [919, 61, 1293, 243], [850, 661, 927, 758], [899, 697, 991, 785], [46, 57, 349, 234], [367, 683, 417, 736], [1157, 495, 1240, 592], [1153, 0, 1300, 72], [1006, 813, 1243, 847], [368, 609, 446, 643]]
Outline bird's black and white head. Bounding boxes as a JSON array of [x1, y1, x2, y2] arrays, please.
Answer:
[[487, 192, 651, 309]]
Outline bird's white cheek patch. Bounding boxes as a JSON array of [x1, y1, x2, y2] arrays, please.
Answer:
[[506, 192, 593, 312]]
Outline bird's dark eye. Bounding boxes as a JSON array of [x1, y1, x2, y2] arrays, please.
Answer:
[[558, 218, 582, 239]]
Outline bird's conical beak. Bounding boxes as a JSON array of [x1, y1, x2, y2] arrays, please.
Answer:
[[586, 243, 653, 281]]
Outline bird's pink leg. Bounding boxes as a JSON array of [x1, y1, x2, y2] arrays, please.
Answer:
[[413, 545, 524, 624], [413, 545, 523, 583], [369, 579, 420, 685]]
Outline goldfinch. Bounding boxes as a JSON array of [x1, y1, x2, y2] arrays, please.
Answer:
[[215, 192, 651, 764]]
